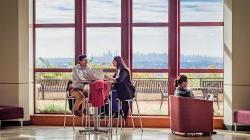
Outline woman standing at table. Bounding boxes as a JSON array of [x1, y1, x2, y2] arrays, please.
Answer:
[[104, 56, 135, 119]]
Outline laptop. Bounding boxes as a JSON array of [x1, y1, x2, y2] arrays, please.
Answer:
[[86, 68, 104, 81]]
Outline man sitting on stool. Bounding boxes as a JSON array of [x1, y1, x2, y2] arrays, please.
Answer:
[[71, 54, 90, 116]]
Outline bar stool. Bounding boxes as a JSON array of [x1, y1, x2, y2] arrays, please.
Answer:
[[116, 82, 143, 133], [98, 99, 111, 126], [63, 80, 88, 131], [63, 80, 77, 131]]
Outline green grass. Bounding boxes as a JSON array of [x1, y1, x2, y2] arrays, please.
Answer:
[[39, 103, 71, 113]]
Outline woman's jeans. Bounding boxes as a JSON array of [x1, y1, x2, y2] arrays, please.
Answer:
[[112, 90, 119, 113], [111, 90, 129, 119]]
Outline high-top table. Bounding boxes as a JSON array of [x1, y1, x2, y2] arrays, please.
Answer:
[[77, 80, 113, 134]]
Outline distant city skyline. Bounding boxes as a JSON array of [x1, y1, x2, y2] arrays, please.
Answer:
[[36, 51, 223, 59], [36, 52, 223, 69]]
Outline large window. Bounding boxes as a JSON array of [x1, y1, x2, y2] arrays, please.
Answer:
[[132, 0, 169, 115], [133, 28, 168, 69], [179, 0, 224, 69], [133, 0, 168, 23], [36, 28, 75, 68], [181, 0, 223, 22], [36, 0, 75, 23], [34, 0, 224, 116], [180, 27, 223, 69], [132, 0, 168, 71], [87, 28, 121, 68], [87, 0, 121, 23], [179, 0, 224, 116]]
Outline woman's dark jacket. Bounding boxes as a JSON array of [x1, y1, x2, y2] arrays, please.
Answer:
[[113, 68, 135, 100]]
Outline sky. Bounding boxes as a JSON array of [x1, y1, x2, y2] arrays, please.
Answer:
[[35, 0, 223, 58]]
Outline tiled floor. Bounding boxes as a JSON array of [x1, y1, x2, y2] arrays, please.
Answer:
[[0, 126, 250, 140]]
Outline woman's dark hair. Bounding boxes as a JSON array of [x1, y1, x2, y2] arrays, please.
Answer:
[[78, 54, 87, 61], [113, 56, 128, 70], [113, 56, 132, 81], [175, 75, 188, 87]]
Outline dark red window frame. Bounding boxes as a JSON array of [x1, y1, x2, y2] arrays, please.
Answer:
[[33, 0, 224, 113]]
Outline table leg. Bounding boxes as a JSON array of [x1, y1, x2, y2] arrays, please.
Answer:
[[79, 107, 109, 134], [94, 107, 99, 130]]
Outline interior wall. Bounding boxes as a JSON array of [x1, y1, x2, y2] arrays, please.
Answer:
[[0, 0, 33, 120], [224, 0, 250, 126]]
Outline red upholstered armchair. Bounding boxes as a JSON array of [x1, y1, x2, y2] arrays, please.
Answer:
[[170, 95, 213, 134]]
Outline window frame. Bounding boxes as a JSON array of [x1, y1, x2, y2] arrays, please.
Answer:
[[33, 0, 224, 115]]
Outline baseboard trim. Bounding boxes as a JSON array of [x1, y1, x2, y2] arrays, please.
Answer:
[[0, 120, 30, 127], [224, 124, 250, 131], [31, 114, 224, 129]]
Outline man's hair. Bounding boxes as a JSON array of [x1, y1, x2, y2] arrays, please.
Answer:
[[78, 54, 87, 61]]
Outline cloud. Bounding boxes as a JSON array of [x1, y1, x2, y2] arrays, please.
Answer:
[[36, 0, 223, 58]]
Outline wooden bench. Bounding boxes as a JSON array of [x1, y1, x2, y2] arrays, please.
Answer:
[[36, 79, 69, 100], [35, 79, 168, 108], [133, 79, 167, 93], [133, 79, 168, 109]]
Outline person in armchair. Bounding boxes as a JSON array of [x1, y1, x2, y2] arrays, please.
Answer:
[[174, 75, 194, 98]]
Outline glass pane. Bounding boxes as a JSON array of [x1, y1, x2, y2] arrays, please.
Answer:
[[133, 0, 168, 23], [180, 27, 223, 69], [36, 0, 75, 23], [132, 73, 168, 115], [181, 0, 223, 22], [87, 0, 121, 23], [133, 27, 168, 69], [36, 28, 75, 68], [180, 73, 223, 116], [87, 28, 121, 68], [35, 71, 112, 114], [35, 72, 72, 113]]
